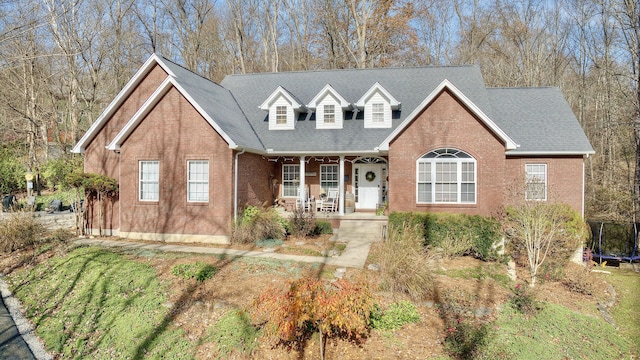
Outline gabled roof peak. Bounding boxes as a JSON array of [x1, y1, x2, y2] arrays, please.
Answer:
[[379, 79, 518, 151], [259, 86, 307, 112], [307, 84, 351, 109], [355, 82, 401, 109]]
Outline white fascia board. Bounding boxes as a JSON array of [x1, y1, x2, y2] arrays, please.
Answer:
[[307, 84, 350, 109], [265, 149, 382, 156], [259, 86, 306, 111], [107, 77, 238, 151], [355, 82, 401, 109], [505, 150, 595, 156], [378, 79, 519, 151], [72, 53, 165, 153], [107, 77, 174, 151]]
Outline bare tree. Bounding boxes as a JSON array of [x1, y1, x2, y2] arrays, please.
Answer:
[[505, 202, 586, 287]]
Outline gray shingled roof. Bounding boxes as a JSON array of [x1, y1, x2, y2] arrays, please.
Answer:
[[159, 57, 264, 151], [487, 87, 594, 154], [219, 66, 492, 153], [156, 57, 592, 155]]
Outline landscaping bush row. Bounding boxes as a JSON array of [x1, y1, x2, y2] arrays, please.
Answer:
[[231, 206, 333, 244], [388, 211, 502, 260]]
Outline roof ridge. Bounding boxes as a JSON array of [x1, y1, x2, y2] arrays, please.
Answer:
[[157, 54, 224, 87], [487, 86, 558, 90], [224, 64, 480, 78]]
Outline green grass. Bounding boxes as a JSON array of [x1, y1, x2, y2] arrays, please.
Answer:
[[203, 309, 260, 358], [475, 303, 631, 359], [441, 264, 512, 288], [601, 269, 640, 355], [171, 261, 217, 281], [19, 189, 79, 211], [370, 301, 421, 330], [7, 246, 193, 359]]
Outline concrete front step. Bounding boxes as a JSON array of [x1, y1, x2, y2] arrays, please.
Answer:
[[337, 219, 387, 241]]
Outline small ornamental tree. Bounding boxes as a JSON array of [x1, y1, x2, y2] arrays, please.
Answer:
[[66, 172, 118, 236], [504, 202, 587, 287], [253, 277, 375, 360]]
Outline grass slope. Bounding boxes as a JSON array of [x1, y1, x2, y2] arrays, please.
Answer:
[[477, 303, 631, 359], [604, 269, 640, 355], [7, 246, 192, 359]]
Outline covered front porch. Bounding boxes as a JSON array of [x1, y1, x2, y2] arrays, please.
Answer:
[[267, 155, 389, 216]]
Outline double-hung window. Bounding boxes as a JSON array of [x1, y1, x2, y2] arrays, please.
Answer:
[[282, 164, 300, 197], [275, 106, 287, 124], [187, 160, 209, 202], [139, 160, 159, 201], [372, 103, 385, 123], [417, 148, 476, 204], [323, 104, 335, 124], [525, 164, 547, 201], [320, 165, 339, 193]]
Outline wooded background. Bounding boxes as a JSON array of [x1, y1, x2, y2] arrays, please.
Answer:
[[0, 0, 638, 221]]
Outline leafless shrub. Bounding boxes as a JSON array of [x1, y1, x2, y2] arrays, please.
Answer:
[[231, 206, 286, 245], [374, 224, 436, 300], [0, 212, 46, 253], [562, 262, 598, 296]]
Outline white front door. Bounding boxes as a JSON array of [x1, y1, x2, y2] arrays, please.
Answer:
[[355, 164, 381, 209]]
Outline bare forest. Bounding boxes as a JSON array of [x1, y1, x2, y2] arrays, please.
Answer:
[[0, 0, 638, 221]]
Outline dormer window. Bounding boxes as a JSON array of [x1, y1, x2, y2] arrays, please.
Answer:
[[372, 103, 384, 123], [356, 82, 401, 129], [259, 86, 306, 130], [276, 106, 287, 124], [308, 84, 350, 129], [324, 105, 336, 124]]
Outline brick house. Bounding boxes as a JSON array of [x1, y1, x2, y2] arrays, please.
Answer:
[[72, 54, 594, 244]]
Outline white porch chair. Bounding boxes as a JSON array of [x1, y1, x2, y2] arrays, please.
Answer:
[[296, 186, 311, 211], [321, 188, 339, 212]]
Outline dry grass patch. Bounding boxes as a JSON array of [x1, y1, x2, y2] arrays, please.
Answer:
[[371, 224, 437, 300]]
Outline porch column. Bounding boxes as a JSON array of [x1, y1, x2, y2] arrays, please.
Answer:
[[339, 155, 345, 216], [299, 156, 306, 208]]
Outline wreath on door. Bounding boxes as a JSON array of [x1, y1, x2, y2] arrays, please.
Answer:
[[365, 171, 376, 182]]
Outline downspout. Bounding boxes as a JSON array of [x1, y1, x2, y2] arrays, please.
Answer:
[[117, 150, 121, 237], [234, 148, 246, 224], [583, 154, 590, 219]]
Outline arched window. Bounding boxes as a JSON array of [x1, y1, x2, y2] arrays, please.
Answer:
[[417, 148, 476, 204]]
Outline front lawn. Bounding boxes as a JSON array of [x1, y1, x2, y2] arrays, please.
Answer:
[[7, 246, 192, 359], [2, 242, 638, 359]]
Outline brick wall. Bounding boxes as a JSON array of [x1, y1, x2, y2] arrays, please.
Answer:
[[505, 156, 585, 214], [237, 152, 275, 209], [84, 64, 168, 233], [388, 89, 506, 216], [117, 86, 234, 237]]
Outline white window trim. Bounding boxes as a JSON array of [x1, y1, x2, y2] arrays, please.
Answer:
[[275, 105, 287, 125], [320, 164, 339, 193], [372, 102, 385, 123], [323, 104, 336, 124], [282, 164, 300, 197], [139, 160, 159, 202], [525, 163, 547, 201], [416, 150, 477, 204], [187, 160, 209, 203]]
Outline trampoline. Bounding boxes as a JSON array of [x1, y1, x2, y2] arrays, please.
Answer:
[[587, 221, 640, 263]]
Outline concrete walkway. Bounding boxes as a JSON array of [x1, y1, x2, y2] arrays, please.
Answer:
[[75, 236, 376, 269]]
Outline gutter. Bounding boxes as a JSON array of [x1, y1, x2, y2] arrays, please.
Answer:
[[234, 148, 246, 224]]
